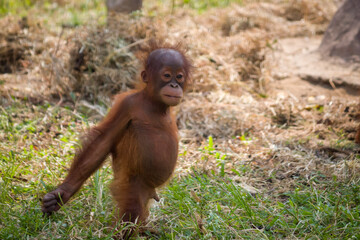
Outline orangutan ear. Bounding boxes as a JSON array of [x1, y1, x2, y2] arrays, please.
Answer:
[[141, 71, 148, 83]]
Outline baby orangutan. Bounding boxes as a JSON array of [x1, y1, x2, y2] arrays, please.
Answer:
[[42, 43, 192, 228]]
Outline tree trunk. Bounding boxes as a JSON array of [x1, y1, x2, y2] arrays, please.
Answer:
[[319, 0, 360, 61], [356, 125, 360, 144], [106, 0, 142, 13]]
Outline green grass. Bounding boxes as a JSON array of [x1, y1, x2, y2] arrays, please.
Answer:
[[0, 0, 243, 26], [0, 0, 243, 14], [172, 0, 243, 13], [0, 100, 116, 239], [0, 0, 34, 15], [158, 172, 360, 239], [0, 0, 104, 15], [0, 0, 106, 27], [1, 99, 360, 239]]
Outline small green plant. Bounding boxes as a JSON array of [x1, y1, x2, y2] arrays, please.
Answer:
[[200, 136, 228, 177]]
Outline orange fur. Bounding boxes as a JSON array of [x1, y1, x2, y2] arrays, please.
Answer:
[[42, 43, 192, 233]]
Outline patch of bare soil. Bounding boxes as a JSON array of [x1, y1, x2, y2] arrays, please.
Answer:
[[265, 36, 360, 152], [268, 37, 360, 97], [0, 16, 58, 101]]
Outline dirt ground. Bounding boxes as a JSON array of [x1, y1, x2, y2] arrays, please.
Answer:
[[269, 37, 360, 98]]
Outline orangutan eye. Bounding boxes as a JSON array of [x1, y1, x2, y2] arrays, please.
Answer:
[[164, 74, 171, 78], [176, 74, 183, 79]]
